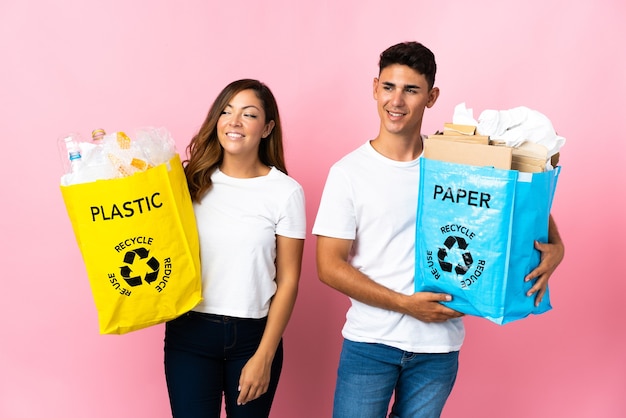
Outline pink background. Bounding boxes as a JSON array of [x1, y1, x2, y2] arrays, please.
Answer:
[[1, 1, 625, 417]]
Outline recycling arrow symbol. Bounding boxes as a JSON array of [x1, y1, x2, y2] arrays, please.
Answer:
[[437, 235, 473, 275], [119, 247, 160, 287]]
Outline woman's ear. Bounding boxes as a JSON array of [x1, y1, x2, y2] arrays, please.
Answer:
[[263, 120, 276, 138]]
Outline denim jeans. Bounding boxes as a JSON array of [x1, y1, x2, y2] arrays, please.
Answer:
[[333, 339, 459, 418], [164, 311, 283, 418]]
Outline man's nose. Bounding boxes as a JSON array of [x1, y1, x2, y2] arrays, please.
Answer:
[[390, 89, 404, 106]]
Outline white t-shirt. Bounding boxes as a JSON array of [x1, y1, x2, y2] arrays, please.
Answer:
[[313, 141, 465, 353], [193, 167, 306, 318]]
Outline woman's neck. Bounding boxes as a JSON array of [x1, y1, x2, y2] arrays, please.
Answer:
[[219, 156, 270, 178]]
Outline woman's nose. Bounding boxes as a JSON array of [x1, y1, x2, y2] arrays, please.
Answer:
[[228, 113, 242, 126]]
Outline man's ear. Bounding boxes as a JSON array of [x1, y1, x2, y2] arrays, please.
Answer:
[[426, 86, 440, 108], [373, 77, 380, 100]]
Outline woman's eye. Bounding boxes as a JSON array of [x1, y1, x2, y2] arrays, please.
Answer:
[[244, 113, 258, 119]]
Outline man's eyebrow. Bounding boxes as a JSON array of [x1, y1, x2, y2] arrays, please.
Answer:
[[381, 81, 420, 90]]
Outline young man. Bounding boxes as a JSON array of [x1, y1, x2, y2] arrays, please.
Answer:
[[313, 42, 564, 418]]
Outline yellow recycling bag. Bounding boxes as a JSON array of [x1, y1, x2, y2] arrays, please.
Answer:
[[61, 154, 202, 334]]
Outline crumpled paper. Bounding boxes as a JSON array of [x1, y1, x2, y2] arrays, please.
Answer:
[[452, 103, 566, 158]]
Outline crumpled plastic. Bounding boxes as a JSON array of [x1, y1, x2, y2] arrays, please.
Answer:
[[452, 103, 566, 159], [61, 127, 177, 186]]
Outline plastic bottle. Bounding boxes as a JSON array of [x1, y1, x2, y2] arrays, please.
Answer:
[[57, 133, 83, 174], [91, 128, 106, 143], [80, 128, 117, 182]]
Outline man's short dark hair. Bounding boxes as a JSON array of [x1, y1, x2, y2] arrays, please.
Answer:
[[379, 42, 437, 90]]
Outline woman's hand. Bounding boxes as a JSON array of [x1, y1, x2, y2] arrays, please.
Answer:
[[237, 352, 273, 405]]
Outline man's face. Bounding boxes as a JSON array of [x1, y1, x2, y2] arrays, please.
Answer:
[[373, 64, 439, 138]]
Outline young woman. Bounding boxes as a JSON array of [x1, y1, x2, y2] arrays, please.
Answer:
[[165, 79, 306, 418]]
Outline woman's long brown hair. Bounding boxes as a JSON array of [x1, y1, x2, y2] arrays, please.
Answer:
[[184, 79, 287, 202]]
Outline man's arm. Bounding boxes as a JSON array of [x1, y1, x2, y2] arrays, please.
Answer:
[[524, 214, 565, 306], [316, 235, 463, 323]]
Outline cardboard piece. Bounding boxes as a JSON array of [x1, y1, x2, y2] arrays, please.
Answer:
[[443, 123, 476, 135], [512, 141, 549, 160], [511, 160, 545, 173], [423, 137, 512, 170], [428, 134, 489, 145], [492, 141, 550, 172]]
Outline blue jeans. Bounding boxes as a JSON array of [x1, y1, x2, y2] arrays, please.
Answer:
[[164, 311, 283, 418], [333, 339, 459, 418]]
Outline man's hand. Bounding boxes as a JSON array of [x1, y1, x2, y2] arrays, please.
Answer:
[[524, 239, 565, 306], [402, 292, 465, 322]]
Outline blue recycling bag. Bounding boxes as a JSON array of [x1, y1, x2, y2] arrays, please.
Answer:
[[415, 158, 560, 324]]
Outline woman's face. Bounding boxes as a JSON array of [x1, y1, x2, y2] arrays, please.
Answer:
[[217, 89, 274, 159]]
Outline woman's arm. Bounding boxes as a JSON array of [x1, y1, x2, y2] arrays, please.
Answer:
[[236, 235, 304, 405]]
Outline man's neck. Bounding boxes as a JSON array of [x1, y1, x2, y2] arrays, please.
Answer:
[[370, 132, 424, 162]]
